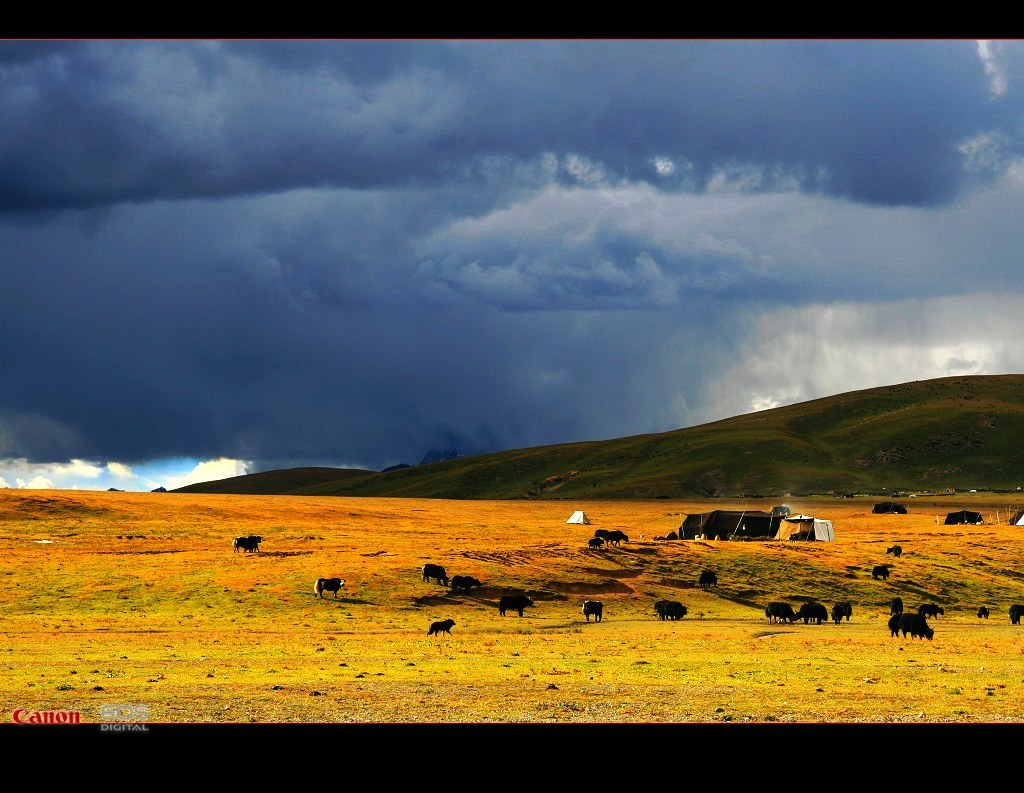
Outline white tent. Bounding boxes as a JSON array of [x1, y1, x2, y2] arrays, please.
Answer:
[[1009, 510, 1024, 526], [776, 514, 834, 541], [566, 511, 591, 525], [811, 519, 835, 541]]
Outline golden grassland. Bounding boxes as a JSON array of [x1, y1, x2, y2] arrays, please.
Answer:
[[2, 489, 1024, 724]]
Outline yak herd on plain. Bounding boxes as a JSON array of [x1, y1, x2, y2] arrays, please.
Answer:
[[234, 524, 1024, 641]]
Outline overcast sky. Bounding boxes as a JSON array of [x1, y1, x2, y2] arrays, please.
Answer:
[[3, 40, 1024, 490]]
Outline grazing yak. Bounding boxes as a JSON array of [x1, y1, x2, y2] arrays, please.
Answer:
[[421, 564, 449, 586], [698, 570, 718, 589], [977, 606, 990, 619], [1010, 604, 1024, 625], [886, 545, 903, 558], [233, 535, 262, 553], [498, 594, 535, 617], [918, 603, 944, 619], [796, 602, 828, 625], [604, 530, 629, 547], [582, 600, 604, 622], [427, 619, 455, 636], [654, 600, 687, 620], [588, 537, 605, 549], [313, 577, 345, 599], [593, 529, 612, 540], [449, 575, 483, 592], [895, 613, 934, 640], [765, 602, 797, 624], [831, 601, 853, 624], [891, 597, 904, 616], [872, 564, 891, 581]]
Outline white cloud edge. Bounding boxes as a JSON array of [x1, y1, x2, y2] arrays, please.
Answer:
[[0, 457, 252, 492]]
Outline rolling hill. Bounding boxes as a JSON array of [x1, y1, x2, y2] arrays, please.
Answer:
[[174, 374, 1024, 499], [172, 466, 373, 495]]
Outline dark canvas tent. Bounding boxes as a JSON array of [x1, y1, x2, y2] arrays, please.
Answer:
[[944, 509, 983, 525], [679, 510, 782, 540], [1009, 510, 1024, 526], [771, 505, 791, 517], [873, 502, 907, 514]]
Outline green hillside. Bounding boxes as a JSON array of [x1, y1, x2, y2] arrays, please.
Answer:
[[173, 466, 374, 495], [177, 375, 1024, 499]]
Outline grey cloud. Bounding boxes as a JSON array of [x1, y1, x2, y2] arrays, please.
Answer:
[[700, 293, 1024, 424], [0, 190, 728, 466], [1, 41, 1021, 215], [411, 172, 1024, 312], [415, 251, 681, 311], [411, 183, 783, 310]]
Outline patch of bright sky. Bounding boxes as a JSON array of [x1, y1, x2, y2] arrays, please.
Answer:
[[0, 457, 251, 492]]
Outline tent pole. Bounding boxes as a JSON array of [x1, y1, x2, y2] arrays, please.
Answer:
[[729, 510, 746, 541]]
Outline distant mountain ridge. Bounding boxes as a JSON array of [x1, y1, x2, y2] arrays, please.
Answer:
[[419, 448, 463, 465], [174, 375, 1024, 499]]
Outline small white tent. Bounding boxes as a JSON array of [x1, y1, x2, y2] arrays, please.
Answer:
[[811, 519, 835, 541], [1009, 510, 1024, 526], [776, 514, 834, 541], [566, 511, 591, 525]]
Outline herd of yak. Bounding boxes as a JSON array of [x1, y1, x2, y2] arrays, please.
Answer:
[[233, 527, 1024, 641]]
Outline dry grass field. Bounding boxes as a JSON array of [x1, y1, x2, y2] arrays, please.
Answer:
[[3, 489, 1024, 725]]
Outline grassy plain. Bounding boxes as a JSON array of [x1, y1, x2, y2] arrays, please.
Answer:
[[2, 489, 1024, 724]]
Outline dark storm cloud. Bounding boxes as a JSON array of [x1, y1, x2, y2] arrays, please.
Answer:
[[0, 40, 1019, 213], [4, 40, 1024, 475], [0, 186, 740, 467]]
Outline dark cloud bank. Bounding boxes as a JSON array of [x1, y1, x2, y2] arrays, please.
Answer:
[[2, 40, 1023, 472]]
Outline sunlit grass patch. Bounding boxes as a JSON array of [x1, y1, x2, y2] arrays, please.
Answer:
[[2, 489, 1024, 722]]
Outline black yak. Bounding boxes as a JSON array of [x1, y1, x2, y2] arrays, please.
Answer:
[[498, 594, 535, 617], [421, 564, 449, 586], [796, 602, 828, 625], [233, 535, 262, 553], [313, 577, 345, 599], [765, 602, 797, 624], [654, 600, 687, 620], [897, 613, 934, 640], [449, 575, 482, 592]]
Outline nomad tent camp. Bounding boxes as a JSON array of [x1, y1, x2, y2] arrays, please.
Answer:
[[775, 514, 835, 541], [944, 510, 983, 525], [679, 510, 782, 540], [873, 502, 907, 514], [566, 511, 591, 525]]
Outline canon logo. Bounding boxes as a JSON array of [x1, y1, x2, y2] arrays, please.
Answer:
[[12, 709, 82, 724]]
